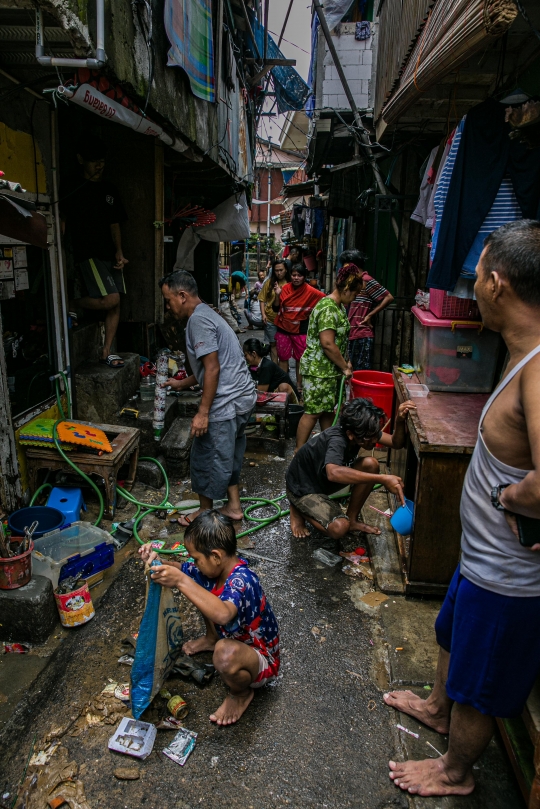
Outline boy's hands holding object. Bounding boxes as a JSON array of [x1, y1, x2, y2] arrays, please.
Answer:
[[151, 563, 185, 588], [397, 400, 417, 420]]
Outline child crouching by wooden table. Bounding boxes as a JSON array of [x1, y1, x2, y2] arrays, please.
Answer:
[[139, 510, 280, 725]]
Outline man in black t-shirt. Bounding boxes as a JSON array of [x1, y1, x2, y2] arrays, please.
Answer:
[[285, 397, 415, 542], [61, 138, 128, 368]]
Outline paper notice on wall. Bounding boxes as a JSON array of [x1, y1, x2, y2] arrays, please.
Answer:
[[14, 268, 29, 291], [0, 259, 14, 280], [0, 246, 13, 261], [13, 245, 27, 269], [0, 280, 15, 299]]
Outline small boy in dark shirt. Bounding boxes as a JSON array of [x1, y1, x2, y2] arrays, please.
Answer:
[[139, 510, 280, 725]]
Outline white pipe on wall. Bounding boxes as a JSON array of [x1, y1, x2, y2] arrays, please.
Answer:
[[36, 6, 106, 69]]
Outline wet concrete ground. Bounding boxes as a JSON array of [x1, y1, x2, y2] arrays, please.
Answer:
[[0, 450, 525, 808]]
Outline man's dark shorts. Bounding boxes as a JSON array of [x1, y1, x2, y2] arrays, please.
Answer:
[[78, 258, 125, 298], [190, 409, 253, 501], [436, 565, 540, 717], [286, 490, 348, 530]]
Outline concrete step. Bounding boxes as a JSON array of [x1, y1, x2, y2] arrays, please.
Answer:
[[159, 416, 193, 479], [75, 352, 140, 423], [117, 394, 178, 457]]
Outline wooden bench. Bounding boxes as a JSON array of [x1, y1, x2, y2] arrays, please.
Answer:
[[25, 421, 140, 519]]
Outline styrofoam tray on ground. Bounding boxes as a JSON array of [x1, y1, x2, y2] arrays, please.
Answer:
[[108, 717, 156, 759]]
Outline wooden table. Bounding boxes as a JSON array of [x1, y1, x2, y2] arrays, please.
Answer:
[[391, 368, 488, 595], [246, 391, 290, 459], [25, 422, 140, 519]]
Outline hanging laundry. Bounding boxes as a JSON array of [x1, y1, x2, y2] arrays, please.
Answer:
[[427, 98, 540, 291], [355, 22, 371, 40], [430, 116, 523, 283], [411, 146, 439, 227], [304, 208, 312, 236], [426, 129, 455, 230]]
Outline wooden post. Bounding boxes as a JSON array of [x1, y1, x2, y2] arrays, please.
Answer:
[[154, 140, 165, 325]]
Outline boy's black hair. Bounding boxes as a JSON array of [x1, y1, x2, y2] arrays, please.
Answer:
[[340, 397, 385, 440], [184, 509, 237, 557]]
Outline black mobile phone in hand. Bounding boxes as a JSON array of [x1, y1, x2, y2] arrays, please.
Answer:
[[517, 514, 540, 547]]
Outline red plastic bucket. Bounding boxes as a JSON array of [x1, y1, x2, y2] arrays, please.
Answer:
[[350, 371, 395, 433], [0, 540, 34, 590]]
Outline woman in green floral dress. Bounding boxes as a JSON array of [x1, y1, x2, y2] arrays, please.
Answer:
[[296, 264, 365, 450]]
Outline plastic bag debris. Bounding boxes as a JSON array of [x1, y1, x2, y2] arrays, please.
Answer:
[[312, 548, 341, 567], [14, 746, 90, 809], [342, 564, 374, 580], [3, 642, 29, 653], [108, 717, 157, 760], [171, 654, 215, 685], [162, 727, 197, 766], [118, 654, 134, 666], [155, 716, 186, 730]]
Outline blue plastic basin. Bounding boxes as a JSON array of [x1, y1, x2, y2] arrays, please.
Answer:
[[390, 498, 415, 536], [8, 506, 65, 539]]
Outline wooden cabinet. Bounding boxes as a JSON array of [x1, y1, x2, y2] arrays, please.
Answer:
[[390, 368, 488, 595]]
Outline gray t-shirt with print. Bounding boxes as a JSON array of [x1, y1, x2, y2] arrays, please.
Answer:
[[186, 303, 256, 421]]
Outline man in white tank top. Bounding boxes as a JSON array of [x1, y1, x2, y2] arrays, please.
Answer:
[[384, 220, 540, 797]]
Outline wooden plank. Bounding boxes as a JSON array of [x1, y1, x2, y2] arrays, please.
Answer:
[[393, 367, 487, 453], [497, 716, 534, 805]]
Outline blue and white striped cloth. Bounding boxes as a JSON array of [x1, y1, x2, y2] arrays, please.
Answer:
[[430, 116, 523, 278]]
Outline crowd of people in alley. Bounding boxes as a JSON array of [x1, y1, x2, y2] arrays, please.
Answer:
[[141, 219, 540, 799]]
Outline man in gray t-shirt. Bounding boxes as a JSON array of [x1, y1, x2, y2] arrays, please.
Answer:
[[160, 270, 256, 523]]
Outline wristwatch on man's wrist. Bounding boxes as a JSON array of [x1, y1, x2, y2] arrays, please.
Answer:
[[491, 484, 510, 510]]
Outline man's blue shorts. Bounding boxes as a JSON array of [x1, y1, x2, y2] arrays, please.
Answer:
[[435, 565, 540, 718]]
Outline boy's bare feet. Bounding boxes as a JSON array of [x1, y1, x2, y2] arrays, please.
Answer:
[[389, 757, 475, 796], [210, 690, 254, 726], [383, 690, 450, 734], [349, 519, 381, 535], [183, 635, 217, 655], [290, 513, 310, 538]]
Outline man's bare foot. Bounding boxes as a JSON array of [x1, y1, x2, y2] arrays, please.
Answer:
[[290, 513, 310, 538], [209, 690, 254, 726], [219, 506, 243, 521], [349, 519, 381, 535], [176, 509, 202, 527], [383, 690, 450, 734], [183, 635, 217, 655], [389, 757, 475, 796]]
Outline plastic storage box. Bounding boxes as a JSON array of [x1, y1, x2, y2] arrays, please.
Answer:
[[429, 289, 480, 320], [412, 306, 501, 393], [31, 521, 114, 588]]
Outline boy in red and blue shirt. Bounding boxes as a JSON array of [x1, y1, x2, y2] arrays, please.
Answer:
[[140, 510, 279, 726]]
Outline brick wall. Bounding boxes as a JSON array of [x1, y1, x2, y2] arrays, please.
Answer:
[[320, 22, 376, 111]]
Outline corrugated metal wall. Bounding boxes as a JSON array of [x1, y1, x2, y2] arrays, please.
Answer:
[[374, 0, 433, 121]]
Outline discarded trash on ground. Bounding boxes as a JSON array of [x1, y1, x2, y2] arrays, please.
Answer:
[[3, 642, 29, 654], [358, 592, 388, 608], [15, 745, 91, 809], [108, 717, 157, 759], [155, 716, 186, 730], [162, 727, 197, 766], [118, 654, 134, 666], [113, 766, 140, 780], [397, 724, 419, 739], [339, 551, 370, 565], [312, 548, 341, 567], [342, 564, 374, 580], [167, 695, 189, 719], [172, 654, 215, 685]]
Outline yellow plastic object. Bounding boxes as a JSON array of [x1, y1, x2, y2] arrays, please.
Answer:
[[120, 407, 139, 419], [56, 422, 112, 453], [450, 320, 484, 333]]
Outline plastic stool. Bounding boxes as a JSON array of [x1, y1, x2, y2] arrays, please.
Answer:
[[46, 487, 86, 526]]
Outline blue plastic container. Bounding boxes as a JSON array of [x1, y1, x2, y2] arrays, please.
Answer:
[[390, 498, 415, 536], [8, 506, 64, 539], [58, 541, 114, 583], [46, 487, 85, 526]]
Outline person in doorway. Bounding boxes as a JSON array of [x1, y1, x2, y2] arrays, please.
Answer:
[[341, 249, 393, 371], [296, 263, 364, 451], [258, 259, 291, 363], [244, 290, 264, 330], [219, 288, 245, 334], [61, 137, 128, 368], [286, 396, 415, 542], [273, 264, 325, 393], [385, 220, 540, 798], [253, 269, 267, 294], [243, 338, 298, 403], [140, 510, 280, 725], [160, 270, 256, 525]]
